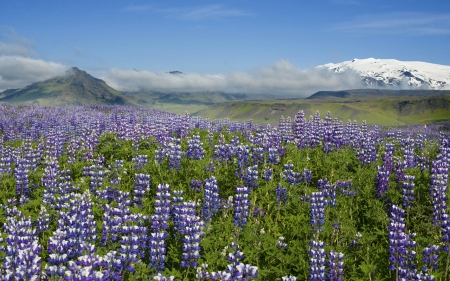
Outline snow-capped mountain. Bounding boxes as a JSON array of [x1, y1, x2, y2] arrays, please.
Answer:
[[320, 58, 450, 90]]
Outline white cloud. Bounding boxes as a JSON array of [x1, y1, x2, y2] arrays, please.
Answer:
[[330, 12, 450, 35], [0, 56, 68, 91], [102, 59, 362, 97]]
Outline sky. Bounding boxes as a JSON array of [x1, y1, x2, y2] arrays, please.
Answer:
[[1, 0, 449, 96]]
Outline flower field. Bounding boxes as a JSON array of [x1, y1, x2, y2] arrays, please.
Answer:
[[0, 104, 449, 280]]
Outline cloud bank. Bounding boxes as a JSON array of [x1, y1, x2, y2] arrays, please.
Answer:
[[0, 56, 68, 91], [0, 27, 68, 91], [103, 59, 362, 97]]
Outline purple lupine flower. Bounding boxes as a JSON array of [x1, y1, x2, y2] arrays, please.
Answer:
[[41, 158, 60, 206], [241, 165, 258, 188], [82, 164, 106, 196], [203, 177, 220, 223], [209, 271, 232, 280], [251, 146, 265, 165], [168, 138, 182, 170], [100, 205, 123, 246], [317, 179, 331, 204], [276, 236, 287, 249], [14, 157, 30, 204], [152, 184, 171, 230], [252, 206, 266, 217], [233, 263, 259, 280], [46, 229, 70, 277], [388, 205, 407, 272], [234, 185, 251, 229], [403, 136, 416, 168], [100, 250, 123, 280], [171, 190, 185, 234], [149, 231, 169, 273], [49, 191, 97, 266], [1, 207, 42, 280], [401, 175, 415, 209], [119, 225, 145, 274], [267, 147, 280, 165], [275, 184, 288, 206], [357, 122, 378, 165], [190, 179, 203, 192], [62, 244, 106, 279], [196, 263, 211, 280], [338, 180, 357, 196], [0, 155, 12, 176], [282, 276, 297, 281], [204, 161, 216, 173], [154, 145, 169, 164], [132, 154, 148, 170], [149, 184, 171, 273], [301, 168, 313, 184], [388, 204, 418, 279], [187, 133, 205, 160], [180, 206, 204, 268], [350, 232, 363, 247], [133, 173, 150, 207], [282, 164, 300, 186], [399, 231, 419, 280], [310, 111, 322, 148], [430, 153, 449, 228], [328, 251, 344, 281], [332, 118, 344, 149], [36, 206, 50, 233], [422, 245, 439, 274], [262, 166, 273, 181], [213, 134, 232, 163], [235, 145, 250, 172], [221, 242, 258, 281], [310, 192, 326, 233], [375, 165, 390, 198], [309, 240, 326, 281], [323, 111, 334, 153], [294, 110, 306, 149]]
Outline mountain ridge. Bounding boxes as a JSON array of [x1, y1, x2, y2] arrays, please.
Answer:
[[319, 58, 450, 90]]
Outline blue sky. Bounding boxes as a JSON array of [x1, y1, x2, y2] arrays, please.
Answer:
[[1, 0, 449, 94]]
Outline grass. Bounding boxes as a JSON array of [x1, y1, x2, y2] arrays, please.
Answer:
[[192, 95, 450, 125]]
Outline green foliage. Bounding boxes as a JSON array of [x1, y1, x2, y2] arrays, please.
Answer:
[[0, 129, 449, 280]]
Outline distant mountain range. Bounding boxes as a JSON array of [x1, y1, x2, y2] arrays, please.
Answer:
[[0, 67, 273, 107], [319, 58, 450, 90], [1, 59, 449, 110]]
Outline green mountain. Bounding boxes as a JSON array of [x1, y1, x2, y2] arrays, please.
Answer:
[[307, 89, 450, 99], [193, 95, 450, 125], [0, 67, 134, 106]]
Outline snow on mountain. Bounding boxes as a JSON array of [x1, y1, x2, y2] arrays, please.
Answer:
[[320, 58, 450, 90]]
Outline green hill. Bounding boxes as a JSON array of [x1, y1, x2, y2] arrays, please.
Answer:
[[193, 95, 450, 125], [120, 90, 278, 115], [123, 90, 276, 105], [0, 67, 135, 106], [307, 89, 450, 99]]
